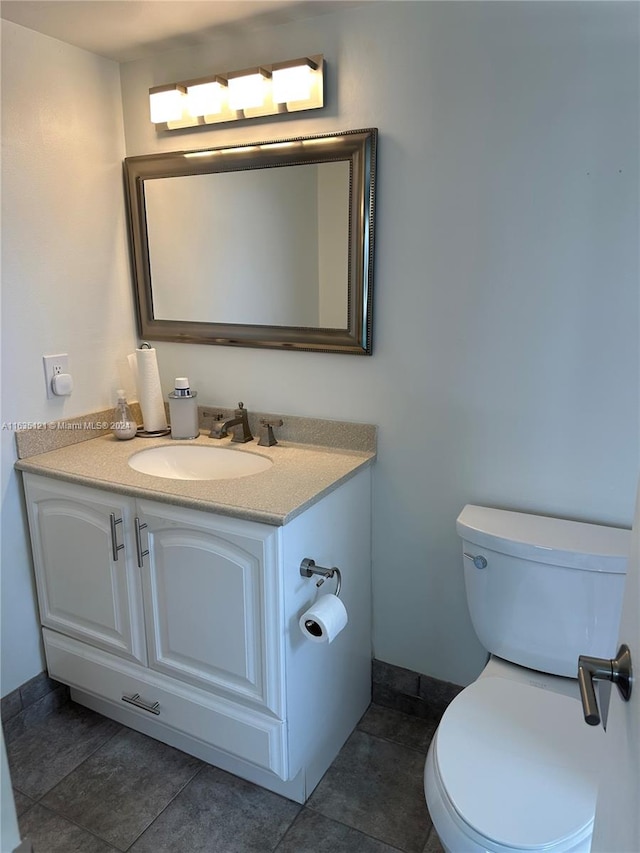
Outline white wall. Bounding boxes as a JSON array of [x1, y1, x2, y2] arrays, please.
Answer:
[[0, 21, 138, 694], [1, 2, 637, 695]]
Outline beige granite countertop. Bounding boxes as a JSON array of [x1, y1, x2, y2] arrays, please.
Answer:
[[15, 432, 375, 526]]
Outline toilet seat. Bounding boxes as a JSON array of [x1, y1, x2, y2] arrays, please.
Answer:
[[427, 676, 605, 852]]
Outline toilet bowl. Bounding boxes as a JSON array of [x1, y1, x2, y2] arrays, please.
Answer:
[[424, 505, 629, 853], [424, 660, 605, 853]]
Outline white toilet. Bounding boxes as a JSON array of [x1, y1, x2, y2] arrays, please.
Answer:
[[424, 504, 629, 853]]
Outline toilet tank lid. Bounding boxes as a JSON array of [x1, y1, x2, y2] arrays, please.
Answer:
[[457, 504, 629, 573]]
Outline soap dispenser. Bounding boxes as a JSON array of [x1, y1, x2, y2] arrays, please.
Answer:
[[168, 378, 199, 440], [112, 390, 138, 440]]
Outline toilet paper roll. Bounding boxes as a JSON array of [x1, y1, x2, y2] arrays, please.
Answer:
[[299, 594, 348, 644], [135, 347, 167, 432]]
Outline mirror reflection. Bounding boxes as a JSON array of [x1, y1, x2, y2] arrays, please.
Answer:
[[145, 161, 350, 328], [124, 128, 377, 354]]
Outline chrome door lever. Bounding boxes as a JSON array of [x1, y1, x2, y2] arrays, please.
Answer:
[[577, 644, 632, 726]]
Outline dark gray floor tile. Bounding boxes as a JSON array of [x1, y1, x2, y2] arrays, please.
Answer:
[[12, 788, 34, 817], [307, 730, 431, 853], [5, 686, 71, 742], [1, 687, 22, 722], [422, 826, 445, 853], [41, 727, 203, 851], [276, 808, 402, 852], [19, 672, 61, 708], [130, 764, 300, 853], [7, 702, 121, 799], [358, 704, 437, 753], [19, 803, 119, 853]]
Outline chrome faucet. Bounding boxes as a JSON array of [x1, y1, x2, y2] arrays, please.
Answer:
[[208, 402, 253, 443]]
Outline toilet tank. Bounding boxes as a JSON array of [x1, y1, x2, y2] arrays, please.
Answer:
[[457, 505, 629, 678]]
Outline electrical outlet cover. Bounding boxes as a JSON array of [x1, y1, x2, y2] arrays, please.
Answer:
[[43, 354, 69, 399]]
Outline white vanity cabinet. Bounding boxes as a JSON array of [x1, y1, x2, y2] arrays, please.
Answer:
[[21, 468, 372, 802]]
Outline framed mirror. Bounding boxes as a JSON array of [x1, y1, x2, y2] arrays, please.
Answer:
[[124, 128, 377, 354]]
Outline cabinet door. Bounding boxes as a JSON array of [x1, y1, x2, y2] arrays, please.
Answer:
[[137, 500, 283, 716], [23, 474, 146, 663]]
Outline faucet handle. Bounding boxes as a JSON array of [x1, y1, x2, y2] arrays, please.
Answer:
[[205, 411, 226, 439], [258, 418, 283, 447]]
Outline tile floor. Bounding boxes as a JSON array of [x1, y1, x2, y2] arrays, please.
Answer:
[[6, 699, 446, 853]]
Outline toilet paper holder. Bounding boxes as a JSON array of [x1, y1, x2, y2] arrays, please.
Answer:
[[299, 558, 342, 597]]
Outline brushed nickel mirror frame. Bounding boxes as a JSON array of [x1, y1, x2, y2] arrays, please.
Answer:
[[124, 128, 377, 354]]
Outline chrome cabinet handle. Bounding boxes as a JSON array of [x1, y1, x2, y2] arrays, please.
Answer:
[[463, 552, 487, 570], [121, 692, 160, 715], [134, 517, 149, 568], [577, 644, 632, 726], [109, 513, 124, 562]]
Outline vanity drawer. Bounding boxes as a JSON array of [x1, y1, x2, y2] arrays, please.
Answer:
[[43, 629, 288, 779]]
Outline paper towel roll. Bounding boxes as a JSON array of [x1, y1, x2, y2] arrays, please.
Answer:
[[135, 346, 167, 432], [299, 594, 348, 644], [127, 353, 139, 395]]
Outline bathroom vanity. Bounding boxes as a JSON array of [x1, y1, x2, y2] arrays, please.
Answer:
[[16, 423, 374, 803]]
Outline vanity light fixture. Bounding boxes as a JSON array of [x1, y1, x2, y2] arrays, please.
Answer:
[[149, 83, 187, 124], [149, 54, 324, 131]]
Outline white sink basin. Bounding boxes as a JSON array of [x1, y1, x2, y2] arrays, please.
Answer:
[[128, 444, 273, 481]]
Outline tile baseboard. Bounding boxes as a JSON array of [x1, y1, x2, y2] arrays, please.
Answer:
[[1, 672, 70, 743], [372, 659, 463, 720]]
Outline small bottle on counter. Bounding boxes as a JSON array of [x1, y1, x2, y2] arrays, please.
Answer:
[[112, 390, 138, 440], [168, 377, 199, 440]]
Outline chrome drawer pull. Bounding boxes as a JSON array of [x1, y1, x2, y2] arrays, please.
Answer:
[[134, 517, 149, 568], [109, 513, 124, 562], [121, 692, 160, 715]]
